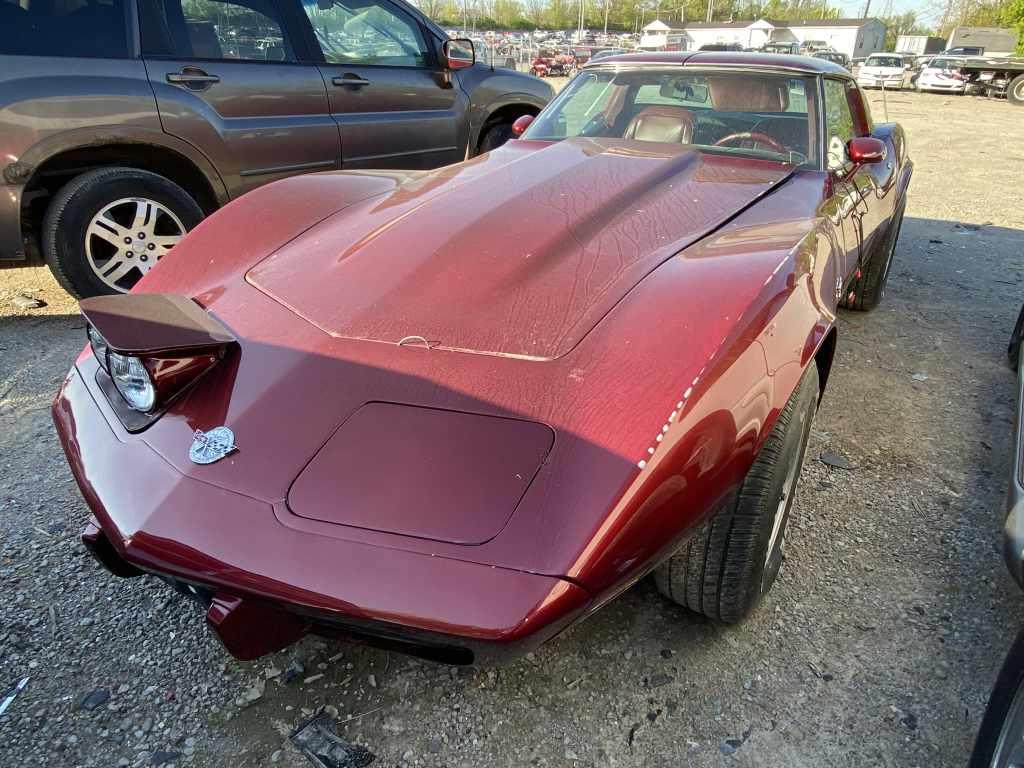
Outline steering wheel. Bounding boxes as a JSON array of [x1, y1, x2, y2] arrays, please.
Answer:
[[579, 112, 612, 136], [714, 131, 787, 154]]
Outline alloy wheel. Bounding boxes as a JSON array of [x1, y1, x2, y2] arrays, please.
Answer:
[[85, 197, 185, 292]]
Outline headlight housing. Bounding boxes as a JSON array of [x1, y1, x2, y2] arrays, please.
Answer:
[[87, 324, 110, 371], [107, 351, 157, 412], [79, 295, 236, 432]]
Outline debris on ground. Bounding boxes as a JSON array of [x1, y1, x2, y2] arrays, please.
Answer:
[[79, 688, 110, 711], [282, 660, 305, 685], [9, 293, 46, 310], [236, 679, 265, 708], [819, 450, 855, 470], [911, 372, 929, 381], [290, 710, 375, 768], [0, 677, 29, 716]]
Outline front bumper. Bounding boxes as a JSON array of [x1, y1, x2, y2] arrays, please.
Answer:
[[53, 366, 590, 663], [1004, 314, 1024, 589], [919, 80, 965, 92], [857, 76, 904, 89]]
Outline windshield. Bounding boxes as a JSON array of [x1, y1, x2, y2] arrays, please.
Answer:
[[865, 56, 902, 68], [927, 58, 962, 69], [523, 68, 817, 166]]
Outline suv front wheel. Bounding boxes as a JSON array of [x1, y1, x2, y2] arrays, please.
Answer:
[[43, 167, 204, 298]]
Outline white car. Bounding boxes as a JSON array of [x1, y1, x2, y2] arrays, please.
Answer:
[[857, 54, 907, 89], [915, 57, 967, 93]]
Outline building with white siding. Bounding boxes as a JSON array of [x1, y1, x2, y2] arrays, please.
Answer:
[[640, 18, 887, 59]]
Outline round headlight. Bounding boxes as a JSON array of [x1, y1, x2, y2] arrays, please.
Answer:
[[87, 325, 109, 371], [108, 352, 156, 412]]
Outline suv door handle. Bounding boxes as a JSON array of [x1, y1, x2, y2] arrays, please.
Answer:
[[332, 75, 370, 87], [166, 70, 221, 87]]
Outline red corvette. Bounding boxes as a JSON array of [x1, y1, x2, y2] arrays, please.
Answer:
[[53, 53, 911, 664]]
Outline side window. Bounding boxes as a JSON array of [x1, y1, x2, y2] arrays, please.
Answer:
[[140, 0, 293, 61], [1, 0, 129, 58], [823, 78, 855, 170], [302, 0, 428, 67]]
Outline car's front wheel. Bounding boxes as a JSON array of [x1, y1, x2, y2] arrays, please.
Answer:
[[843, 202, 905, 312], [43, 167, 204, 298], [654, 364, 818, 622], [477, 121, 516, 154], [969, 627, 1024, 768]]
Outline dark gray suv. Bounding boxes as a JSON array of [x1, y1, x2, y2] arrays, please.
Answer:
[[0, 0, 552, 298]]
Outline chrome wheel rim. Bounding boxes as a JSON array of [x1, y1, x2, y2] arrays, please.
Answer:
[[763, 406, 811, 592], [85, 197, 185, 292], [764, 443, 800, 583], [1014, 79, 1024, 102], [991, 678, 1024, 768]]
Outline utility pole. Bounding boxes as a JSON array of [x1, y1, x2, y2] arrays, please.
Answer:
[[939, 0, 953, 31], [706, 0, 713, 23], [861, 0, 871, 18], [604, 0, 610, 35]]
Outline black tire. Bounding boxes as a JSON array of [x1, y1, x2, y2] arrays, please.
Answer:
[[43, 167, 204, 299], [969, 626, 1024, 768], [1009, 75, 1024, 107], [477, 122, 516, 154], [842, 202, 905, 312], [1009, 304, 1024, 369], [654, 364, 819, 623]]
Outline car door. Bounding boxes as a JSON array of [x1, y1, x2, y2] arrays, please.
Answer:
[[138, 0, 341, 198], [843, 80, 896, 267], [291, 0, 467, 170], [821, 77, 864, 288]]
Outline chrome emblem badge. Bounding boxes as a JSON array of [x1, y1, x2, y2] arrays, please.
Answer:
[[189, 426, 237, 465]]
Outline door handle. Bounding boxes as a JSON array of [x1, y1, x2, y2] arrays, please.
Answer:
[[332, 75, 370, 87], [166, 71, 221, 87]]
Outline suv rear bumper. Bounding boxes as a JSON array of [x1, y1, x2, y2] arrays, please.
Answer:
[[53, 366, 590, 663], [0, 182, 25, 261]]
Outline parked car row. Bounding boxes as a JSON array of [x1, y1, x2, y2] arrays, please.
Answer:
[[0, 0, 553, 298]]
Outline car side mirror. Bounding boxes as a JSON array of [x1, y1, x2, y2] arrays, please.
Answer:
[[847, 137, 886, 164], [511, 114, 535, 137], [443, 39, 475, 70]]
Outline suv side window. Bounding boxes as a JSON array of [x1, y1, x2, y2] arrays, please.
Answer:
[[1, 0, 129, 58], [823, 78, 856, 171], [139, 0, 294, 61], [302, 0, 428, 67]]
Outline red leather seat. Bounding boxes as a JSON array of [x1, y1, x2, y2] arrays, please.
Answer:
[[622, 106, 695, 144]]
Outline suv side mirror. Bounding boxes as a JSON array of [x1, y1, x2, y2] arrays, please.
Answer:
[[847, 137, 886, 164], [443, 39, 475, 70], [511, 114, 535, 137]]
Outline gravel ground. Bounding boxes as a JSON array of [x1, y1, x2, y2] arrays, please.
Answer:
[[2, 89, 1024, 768]]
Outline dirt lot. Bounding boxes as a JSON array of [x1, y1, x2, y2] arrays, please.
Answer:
[[2, 90, 1024, 768]]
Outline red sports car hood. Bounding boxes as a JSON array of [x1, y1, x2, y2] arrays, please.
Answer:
[[246, 138, 791, 360]]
